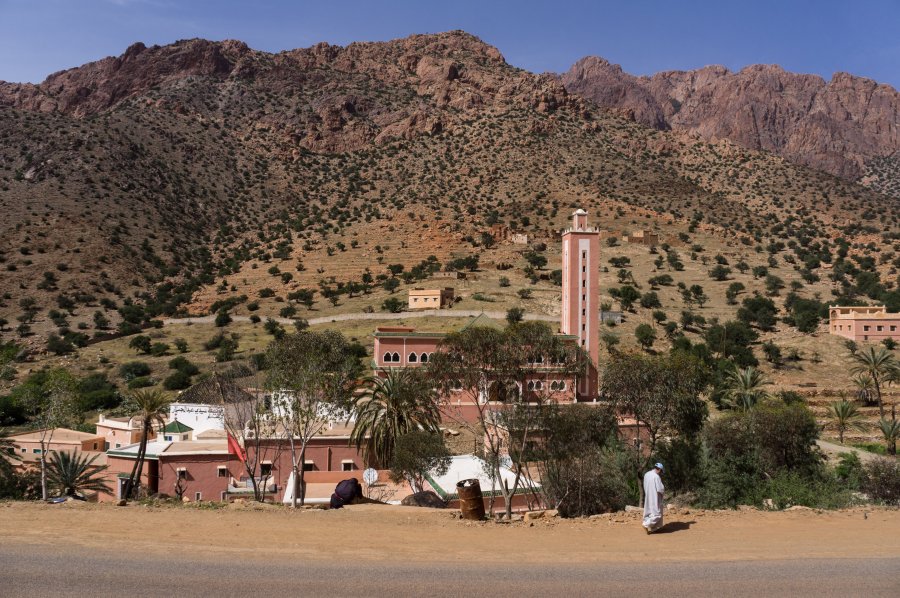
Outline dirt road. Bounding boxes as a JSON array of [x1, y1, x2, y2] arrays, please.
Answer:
[[1, 502, 897, 596]]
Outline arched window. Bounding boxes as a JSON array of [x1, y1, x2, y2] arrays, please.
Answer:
[[557, 381, 566, 392], [550, 381, 558, 391], [408, 352, 418, 363], [420, 353, 429, 363], [383, 352, 392, 363], [391, 352, 400, 363]]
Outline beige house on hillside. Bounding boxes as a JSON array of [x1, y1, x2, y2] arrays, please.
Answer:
[[408, 288, 455, 310], [829, 305, 900, 342]]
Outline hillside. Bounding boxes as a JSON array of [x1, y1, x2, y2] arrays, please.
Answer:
[[560, 56, 900, 191], [0, 31, 899, 428]]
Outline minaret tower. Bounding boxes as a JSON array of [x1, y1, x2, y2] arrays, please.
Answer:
[[561, 208, 600, 399]]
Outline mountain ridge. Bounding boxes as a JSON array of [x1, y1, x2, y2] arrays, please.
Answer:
[[560, 55, 899, 188]]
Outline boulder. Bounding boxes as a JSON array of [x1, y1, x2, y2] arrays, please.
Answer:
[[401, 491, 447, 509]]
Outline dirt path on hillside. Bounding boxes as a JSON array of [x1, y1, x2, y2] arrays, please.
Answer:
[[1, 502, 896, 565], [162, 309, 557, 327]]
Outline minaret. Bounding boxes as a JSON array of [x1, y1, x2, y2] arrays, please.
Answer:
[[561, 208, 600, 399]]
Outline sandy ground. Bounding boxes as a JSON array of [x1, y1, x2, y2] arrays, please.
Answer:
[[1, 501, 897, 565]]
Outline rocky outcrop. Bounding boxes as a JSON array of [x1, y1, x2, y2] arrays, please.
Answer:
[[0, 31, 576, 154], [561, 57, 900, 181]]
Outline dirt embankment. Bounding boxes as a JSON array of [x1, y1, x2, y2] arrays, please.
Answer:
[[1, 501, 897, 564]]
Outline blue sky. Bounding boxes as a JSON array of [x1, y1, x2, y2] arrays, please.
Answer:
[[1, 0, 898, 87]]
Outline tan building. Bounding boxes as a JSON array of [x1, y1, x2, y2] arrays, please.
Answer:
[[4, 428, 105, 465], [829, 305, 900, 342], [96, 413, 158, 450], [627, 230, 660, 246], [408, 288, 454, 310]]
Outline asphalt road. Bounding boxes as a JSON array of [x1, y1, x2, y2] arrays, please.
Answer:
[[1, 544, 897, 598]]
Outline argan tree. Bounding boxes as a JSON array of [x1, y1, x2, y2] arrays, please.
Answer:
[[266, 330, 360, 507]]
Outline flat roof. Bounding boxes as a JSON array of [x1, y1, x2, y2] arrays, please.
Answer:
[[5, 428, 102, 443]]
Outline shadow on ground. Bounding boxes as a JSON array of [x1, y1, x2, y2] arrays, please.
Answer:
[[653, 521, 696, 534]]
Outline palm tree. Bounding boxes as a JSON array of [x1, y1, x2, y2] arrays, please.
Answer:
[[851, 373, 876, 407], [721, 365, 772, 411], [877, 417, 900, 456], [849, 346, 899, 419], [124, 389, 171, 501], [350, 368, 442, 468], [0, 430, 21, 479], [827, 398, 867, 444], [47, 451, 111, 498]]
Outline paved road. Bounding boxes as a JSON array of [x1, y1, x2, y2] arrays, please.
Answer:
[[1, 544, 896, 597], [163, 309, 558, 327]]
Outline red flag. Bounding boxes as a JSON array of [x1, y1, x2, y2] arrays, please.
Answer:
[[227, 433, 246, 463]]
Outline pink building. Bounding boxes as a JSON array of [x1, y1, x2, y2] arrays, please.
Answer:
[[561, 209, 600, 398], [4, 428, 104, 467], [829, 305, 900, 342], [96, 413, 158, 451]]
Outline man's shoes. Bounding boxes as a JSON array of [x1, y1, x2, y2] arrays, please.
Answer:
[[644, 527, 652, 534]]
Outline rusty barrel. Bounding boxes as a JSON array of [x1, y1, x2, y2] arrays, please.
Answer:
[[456, 478, 485, 520]]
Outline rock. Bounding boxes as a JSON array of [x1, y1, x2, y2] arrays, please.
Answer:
[[785, 505, 812, 512], [624, 505, 642, 513], [738, 505, 757, 512], [524, 510, 554, 522], [560, 57, 899, 182], [182, 497, 191, 503], [763, 499, 775, 510], [116, 499, 127, 507], [400, 491, 447, 509]]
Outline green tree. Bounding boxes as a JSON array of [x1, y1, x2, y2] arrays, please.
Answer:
[[849, 346, 899, 419], [634, 324, 656, 351], [506, 307, 524, 325], [709, 265, 731, 281], [128, 335, 152, 354], [267, 330, 360, 507], [725, 282, 745, 305], [877, 416, 900, 456], [617, 286, 641, 311], [350, 368, 442, 468], [827, 399, 867, 444], [388, 431, 451, 494], [721, 365, 772, 411], [123, 389, 171, 501], [47, 451, 111, 498], [382, 297, 404, 313]]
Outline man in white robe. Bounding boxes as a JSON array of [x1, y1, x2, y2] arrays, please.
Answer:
[[642, 462, 665, 534]]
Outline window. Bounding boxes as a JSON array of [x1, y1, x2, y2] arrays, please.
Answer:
[[303, 461, 315, 472], [420, 353, 429, 363], [891, 326, 897, 332], [164, 435, 172, 441], [32, 448, 41, 454], [877, 326, 884, 332], [341, 461, 354, 472], [383, 352, 392, 363], [20, 448, 25, 453], [177, 469, 187, 480], [408, 352, 417, 363], [527, 380, 543, 391], [260, 463, 273, 477], [115, 443, 121, 448], [221, 491, 228, 501], [864, 326, 870, 331], [104, 442, 110, 451], [195, 492, 202, 501], [392, 352, 400, 363], [217, 467, 228, 478]]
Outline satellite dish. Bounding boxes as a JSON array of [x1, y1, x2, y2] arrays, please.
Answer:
[[363, 468, 378, 486]]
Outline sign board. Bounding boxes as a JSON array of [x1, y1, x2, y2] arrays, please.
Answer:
[[363, 468, 379, 486]]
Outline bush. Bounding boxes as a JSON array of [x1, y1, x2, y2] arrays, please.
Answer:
[[862, 457, 900, 505], [127, 376, 153, 389], [382, 297, 404, 313], [163, 370, 192, 391], [119, 361, 151, 381], [77, 373, 120, 411], [389, 431, 452, 493], [506, 307, 524, 325], [173, 338, 189, 353], [149, 342, 170, 357], [46, 334, 75, 355], [168, 356, 199, 376], [128, 335, 152, 354], [214, 309, 232, 327]]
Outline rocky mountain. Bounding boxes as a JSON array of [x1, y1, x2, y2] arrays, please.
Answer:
[[0, 31, 897, 345], [561, 56, 900, 189]]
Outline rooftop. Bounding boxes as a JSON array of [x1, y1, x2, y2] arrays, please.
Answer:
[[163, 420, 194, 434], [5, 427, 102, 444]]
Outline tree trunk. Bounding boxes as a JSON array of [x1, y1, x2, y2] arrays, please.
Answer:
[[39, 452, 48, 501], [874, 377, 885, 419], [298, 444, 307, 506]]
